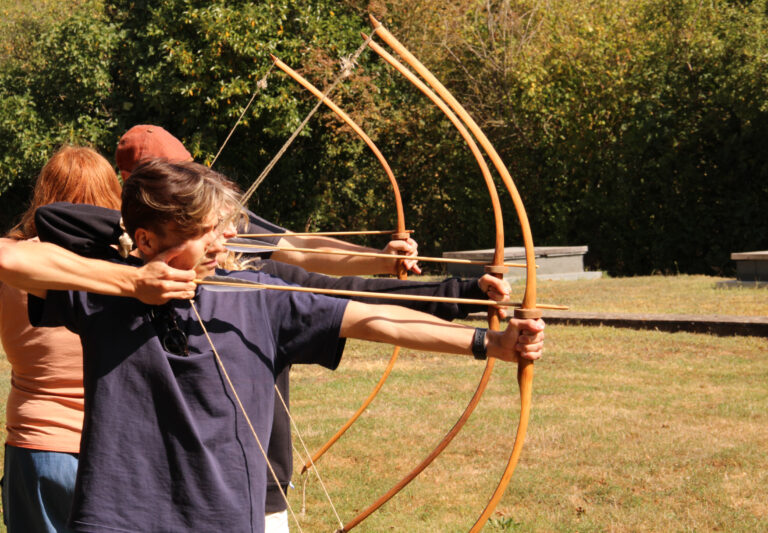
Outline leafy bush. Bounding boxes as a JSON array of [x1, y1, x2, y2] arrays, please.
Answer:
[[1, 0, 766, 275], [408, 0, 768, 275]]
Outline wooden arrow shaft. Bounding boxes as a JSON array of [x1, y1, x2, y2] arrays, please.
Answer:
[[238, 230, 413, 238], [195, 278, 567, 310], [226, 241, 530, 268]]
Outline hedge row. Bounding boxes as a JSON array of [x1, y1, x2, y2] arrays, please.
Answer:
[[1, 0, 766, 275]]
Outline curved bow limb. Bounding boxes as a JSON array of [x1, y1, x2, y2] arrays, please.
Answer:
[[270, 55, 414, 474], [338, 351, 500, 532], [337, 30, 513, 533], [368, 16, 541, 532], [271, 55, 407, 234], [367, 17, 537, 310]]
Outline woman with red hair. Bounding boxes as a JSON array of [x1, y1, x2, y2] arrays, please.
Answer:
[[1, 146, 122, 533]]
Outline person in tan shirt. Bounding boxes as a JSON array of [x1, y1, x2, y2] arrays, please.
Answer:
[[1, 146, 122, 533]]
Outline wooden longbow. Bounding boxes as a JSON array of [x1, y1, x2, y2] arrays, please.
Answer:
[[270, 55, 415, 474], [205, 19, 543, 529], [335, 17, 542, 532]]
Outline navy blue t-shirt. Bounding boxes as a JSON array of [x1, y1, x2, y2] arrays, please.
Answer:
[[29, 269, 348, 533]]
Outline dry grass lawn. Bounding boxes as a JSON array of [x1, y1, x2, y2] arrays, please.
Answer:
[[0, 275, 766, 531], [289, 325, 767, 532]]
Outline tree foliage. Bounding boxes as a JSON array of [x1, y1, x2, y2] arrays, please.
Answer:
[[1, 0, 766, 275], [391, 0, 768, 274]]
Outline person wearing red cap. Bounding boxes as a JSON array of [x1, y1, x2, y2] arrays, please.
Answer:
[[115, 125, 193, 180], [10, 130, 511, 533], [113, 125, 426, 531], [114, 124, 422, 277]]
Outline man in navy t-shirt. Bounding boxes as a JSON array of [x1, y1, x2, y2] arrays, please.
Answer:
[[9, 159, 545, 532], [32, 265, 349, 532]]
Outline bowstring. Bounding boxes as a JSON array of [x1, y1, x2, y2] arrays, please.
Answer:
[[210, 65, 276, 169], [274, 383, 344, 530], [237, 29, 379, 209], [190, 300, 305, 532], [196, 31, 380, 530]]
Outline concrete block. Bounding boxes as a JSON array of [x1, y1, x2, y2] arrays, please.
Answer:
[[443, 245, 601, 281], [731, 251, 768, 282]]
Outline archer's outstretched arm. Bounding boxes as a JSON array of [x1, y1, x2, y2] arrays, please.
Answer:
[[0, 238, 196, 304], [339, 300, 544, 363], [271, 234, 421, 276]]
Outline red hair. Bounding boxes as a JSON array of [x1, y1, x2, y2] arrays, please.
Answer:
[[7, 145, 122, 239]]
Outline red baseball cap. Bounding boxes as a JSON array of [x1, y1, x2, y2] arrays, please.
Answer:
[[115, 125, 192, 179]]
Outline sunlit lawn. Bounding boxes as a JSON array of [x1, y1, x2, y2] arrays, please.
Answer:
[[535, 274, 768, 316], [0, 275, 766, 531], [288, 325, 767, 532]]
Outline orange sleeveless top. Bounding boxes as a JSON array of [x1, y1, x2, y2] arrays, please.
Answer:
[[0, 274, 84, 453]]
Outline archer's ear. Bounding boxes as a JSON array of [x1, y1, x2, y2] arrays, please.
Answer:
[[134, 228, 160, 258]]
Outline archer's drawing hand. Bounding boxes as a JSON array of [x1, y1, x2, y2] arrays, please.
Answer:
[[383, 237, 422, 275], [488, 318, 545, 363], [478, 274, 511, 319], [134, 247, 196, 304]]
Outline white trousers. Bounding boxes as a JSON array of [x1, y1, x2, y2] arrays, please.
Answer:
[[264, 509, 289, 533]]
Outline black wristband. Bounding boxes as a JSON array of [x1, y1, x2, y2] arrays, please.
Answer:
[[472, 327, 488, 360]]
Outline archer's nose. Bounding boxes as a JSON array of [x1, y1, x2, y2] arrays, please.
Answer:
[[221, 221, 237, 239]]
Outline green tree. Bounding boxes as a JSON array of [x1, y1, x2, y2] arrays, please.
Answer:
[[2, 0, 767, 275], [402, 0, 768, 274], [0, 0, 117, 230]]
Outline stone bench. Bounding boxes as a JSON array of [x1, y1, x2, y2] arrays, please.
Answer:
[[443, 245, 602, 281], [731, 251, 768, 282]]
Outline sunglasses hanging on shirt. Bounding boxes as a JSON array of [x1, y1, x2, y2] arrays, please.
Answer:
[[148, 305, 189, 357]]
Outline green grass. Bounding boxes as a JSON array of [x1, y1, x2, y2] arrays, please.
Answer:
[[535, 274, 767, 316], [289, 326, 767, 532], [0, 275, 766, 531]]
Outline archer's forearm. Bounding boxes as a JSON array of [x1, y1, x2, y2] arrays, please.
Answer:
[[340, 301, 543, 362], [340, 300, 478, 356], [0, 239, 139, 297], [272, 234, 396, 276]]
